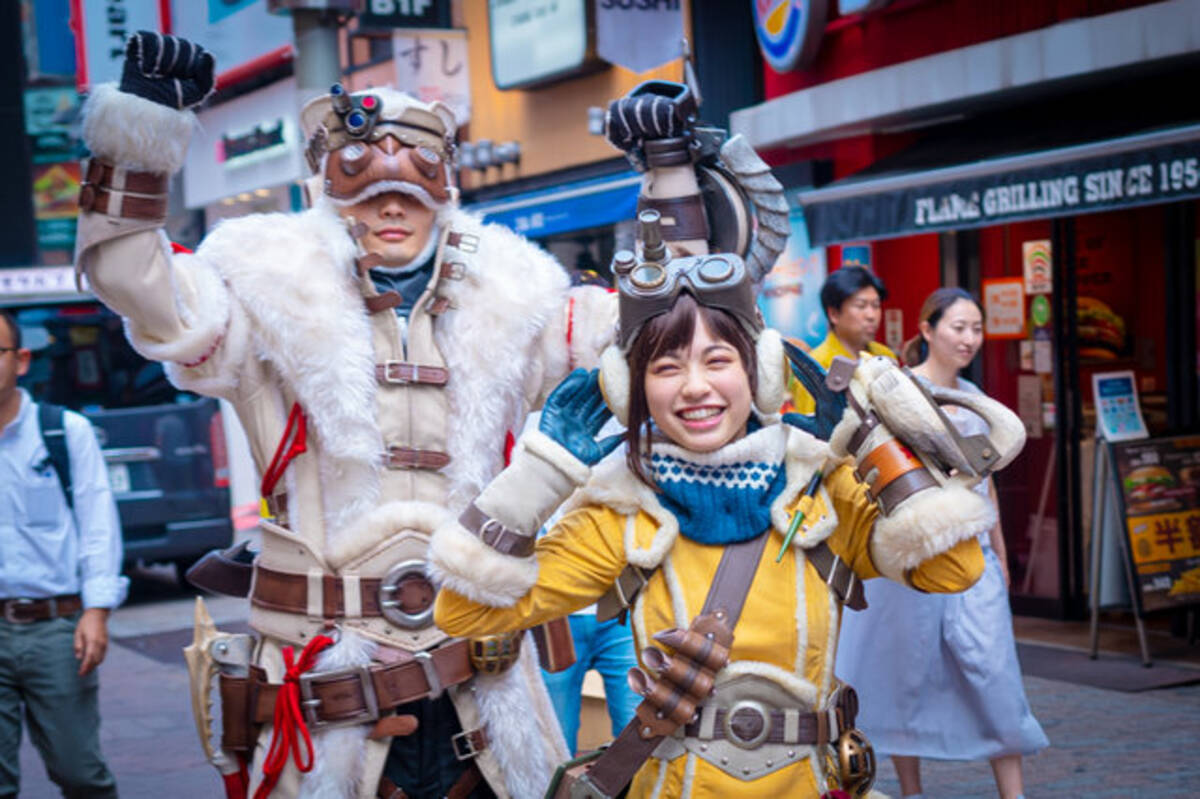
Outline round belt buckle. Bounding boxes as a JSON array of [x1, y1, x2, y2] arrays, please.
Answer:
[[723, 700, 771, 750], [378, 559, 436, 629]]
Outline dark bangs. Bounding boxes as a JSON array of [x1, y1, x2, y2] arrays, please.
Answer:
[[624, 292, 757, 487]]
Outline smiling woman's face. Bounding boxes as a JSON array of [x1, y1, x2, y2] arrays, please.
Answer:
[[342, 190, 435, 266], [643, 315, 753, 453]]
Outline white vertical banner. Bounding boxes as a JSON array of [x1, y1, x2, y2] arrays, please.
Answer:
[[595, 0, 684, 74], [73, 0, 167, 92], [393, 29, 471, 126]]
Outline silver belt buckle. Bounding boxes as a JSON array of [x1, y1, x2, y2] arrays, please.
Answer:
[[413, 650, 443, 700], [723, 699, 772, 749], [298, 664, 379, 729], [3, 598, 37, 624]]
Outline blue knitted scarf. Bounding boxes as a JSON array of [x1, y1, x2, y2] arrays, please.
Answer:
[[651, 424, 789, 545]]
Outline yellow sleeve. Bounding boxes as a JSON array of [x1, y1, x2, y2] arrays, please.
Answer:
[[788, 374, 817, 415], [823, 464, 882, 580], [434, 504, 629, 637], [823, 463, 984, 593], [908, 537, 985, 593]]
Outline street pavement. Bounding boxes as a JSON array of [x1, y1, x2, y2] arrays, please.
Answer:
[[13, 568, 1200, 798]]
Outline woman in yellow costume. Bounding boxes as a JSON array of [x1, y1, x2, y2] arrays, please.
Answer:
[[427, 225, 1026, 799]]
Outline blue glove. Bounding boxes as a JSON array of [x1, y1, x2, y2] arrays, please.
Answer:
[[781, 340, 847, 441], [539, 369, 623, 466]]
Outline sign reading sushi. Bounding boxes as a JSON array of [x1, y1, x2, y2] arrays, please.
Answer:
[[1111, 435, 1200, 611]]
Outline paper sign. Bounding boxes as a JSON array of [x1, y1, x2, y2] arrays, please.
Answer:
[[884, 308, 903, 354], [394, 30, 470, 125], [1017, 374, 1043, 438], [982, 277, 1025, 339], [1023, 239, 1052, 294]]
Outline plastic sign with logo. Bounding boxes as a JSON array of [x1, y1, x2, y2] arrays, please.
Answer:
[[753, 0, 829, 73]]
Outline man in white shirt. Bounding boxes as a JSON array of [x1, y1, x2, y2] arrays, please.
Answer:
[[0, 309, 127, 799]]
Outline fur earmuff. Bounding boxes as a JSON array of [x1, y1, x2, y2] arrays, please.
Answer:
[[599, 344, 631, 425], [598, 329, 788, 425]]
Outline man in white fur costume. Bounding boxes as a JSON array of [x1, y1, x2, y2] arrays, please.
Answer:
[[72, 33, 615, 799]]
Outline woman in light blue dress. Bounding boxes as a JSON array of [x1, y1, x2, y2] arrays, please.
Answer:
[[835, 288, 1048, 799]]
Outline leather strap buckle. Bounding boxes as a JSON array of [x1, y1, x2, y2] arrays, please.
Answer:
[[382, 360, 418, 384], [450, 728, 485, 761], [298, 664, 379, 729], [413, 651, 443, 700], [3, 598, 38, 624]]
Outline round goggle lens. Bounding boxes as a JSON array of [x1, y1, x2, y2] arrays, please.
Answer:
[[630, 264, 667, 290], [697, 256, 734, 284]]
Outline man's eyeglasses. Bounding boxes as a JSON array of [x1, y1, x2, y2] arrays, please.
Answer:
[[0, 347, 20, 354]]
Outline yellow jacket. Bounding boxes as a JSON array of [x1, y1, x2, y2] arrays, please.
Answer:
[[789, 333, 896, 414], [434, 426, 985, 799]]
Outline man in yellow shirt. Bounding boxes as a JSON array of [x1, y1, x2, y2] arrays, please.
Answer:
[[791, 265, 896, 413]]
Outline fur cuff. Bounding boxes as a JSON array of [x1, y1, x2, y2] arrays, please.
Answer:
[[869, 479, 996, 582], [427, 518, 538, 607], [522, 429, 592, 487], [82, 83, 195, 174]]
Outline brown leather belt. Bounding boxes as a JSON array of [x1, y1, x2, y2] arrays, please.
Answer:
[[244, 639, 474, 728], [683, 706, 827, 747], [375, 361, 449, 386], [78, 184, 168, 221], [806, 541, 867, 611], [1, 594, 82, 624], [251, 565, 386, 618], [83, 158, 168, 194], [384, 446, 451, 470]]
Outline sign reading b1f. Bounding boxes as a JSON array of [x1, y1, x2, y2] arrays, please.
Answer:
[[360, 0, 452, 29]]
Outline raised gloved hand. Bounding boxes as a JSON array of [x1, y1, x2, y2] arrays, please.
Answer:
[[605, 81, 697, 154], [539, 369, 622, 466], [780, 339, 849, 441], [119, 31, 215, 110]]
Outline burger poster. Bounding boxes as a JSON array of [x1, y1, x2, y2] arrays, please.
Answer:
[[1112, 436, 1200, 611]]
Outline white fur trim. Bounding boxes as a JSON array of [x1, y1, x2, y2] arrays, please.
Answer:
[[769, 428, 839, 548], [81, 83, 195, 174], [870, 479, 996, 581], [521, 429, 592, 486], [475, 640, 570, 798], [753, 328, 787, 414], [328, 179, 447, 210], [598, 344, 630, 426], [325, 500, 451, 570], [827, 405, 861, 458], [427, 519, 538, 607]]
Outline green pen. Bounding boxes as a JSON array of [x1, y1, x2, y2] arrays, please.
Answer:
[[776, 469, 824, 562]]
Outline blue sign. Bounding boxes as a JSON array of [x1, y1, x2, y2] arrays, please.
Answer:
[[472, 172, 641, 239], [758, 208, 828, 349], [753, 0, 829, 73]]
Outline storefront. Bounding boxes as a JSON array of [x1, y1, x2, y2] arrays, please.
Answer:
[[735, 0, 1200, 617]]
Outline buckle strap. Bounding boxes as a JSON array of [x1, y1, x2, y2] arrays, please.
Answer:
[[82, 158, 168, 195], [375, 361, 449, 386], [251, 639, 475, 728], [78, 184, 168, 221], [365, 291, 403, 314], [451, 727, 487, 761], [805, 541, 866, 611], [250, 565, 389, 618], [383, 446, 451, 470], [458, 502, 536, 557]]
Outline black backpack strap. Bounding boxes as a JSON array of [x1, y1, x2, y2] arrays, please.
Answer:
[[37, 402, 73, 510]]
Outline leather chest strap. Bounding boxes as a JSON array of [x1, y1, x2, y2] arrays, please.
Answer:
[[375, 361, 449, 386], [806, 541, 867, 611], [580, 534, 769, 799]]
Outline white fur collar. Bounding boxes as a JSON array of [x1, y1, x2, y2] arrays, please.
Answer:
[[196, 202, 571, 553]]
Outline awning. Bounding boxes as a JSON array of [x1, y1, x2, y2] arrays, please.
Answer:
[[799, 122, 1200, 246], [467, 171, 641, 238]]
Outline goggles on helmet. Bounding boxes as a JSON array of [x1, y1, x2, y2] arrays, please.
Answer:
[[613, 210, 763, 350]]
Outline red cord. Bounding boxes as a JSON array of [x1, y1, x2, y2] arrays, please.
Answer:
[[260, 403, 307, 498], [253, 634, 335, 799]]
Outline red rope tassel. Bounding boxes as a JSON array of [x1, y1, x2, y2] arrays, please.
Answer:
[[253, 634, 335, 799]]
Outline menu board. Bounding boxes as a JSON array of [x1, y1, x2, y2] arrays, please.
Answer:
[[1093, 370, 1148, 442], [1110, 435, 1200, 612]]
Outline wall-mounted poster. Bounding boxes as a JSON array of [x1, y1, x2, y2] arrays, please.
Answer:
[[982, 277, 1025, 339], [1023, 239, 1052, 294], [758, 208, 827, 349]]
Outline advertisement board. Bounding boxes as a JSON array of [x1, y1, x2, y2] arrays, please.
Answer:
[[1109, 435, 1200, 612], [757, 208, 828, 349]]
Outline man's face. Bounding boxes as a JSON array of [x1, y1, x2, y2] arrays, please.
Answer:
[[0, 320, 30, 408], [342, 191, 436, 267], [828, 286, 882, 354]]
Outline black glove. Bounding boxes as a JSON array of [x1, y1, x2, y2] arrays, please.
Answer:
[[539, 369, 623, 466], [604, 82, 696, 154], [119, 32, 215, 110]]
